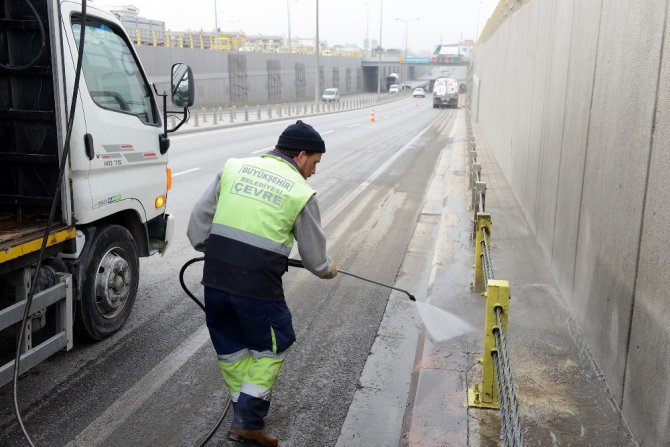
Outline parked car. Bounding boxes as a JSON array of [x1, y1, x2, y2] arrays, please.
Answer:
[[321, 88, 340, 102], [389, 84, 400, 94], [412, 87, 426, 98]]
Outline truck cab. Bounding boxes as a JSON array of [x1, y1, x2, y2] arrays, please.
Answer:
[[0, 0, 193, 386]]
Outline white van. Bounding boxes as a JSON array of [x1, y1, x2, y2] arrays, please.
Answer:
[[321, 88, 340, 102]]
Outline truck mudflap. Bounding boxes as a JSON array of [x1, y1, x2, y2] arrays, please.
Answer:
[[148, 213, 174, 256], [0, 272, 73, 387]]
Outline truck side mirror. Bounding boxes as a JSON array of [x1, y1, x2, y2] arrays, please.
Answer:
[[171, 63, 194, 108]]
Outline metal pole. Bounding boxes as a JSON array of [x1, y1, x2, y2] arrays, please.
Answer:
[[315, 0, 320, 109], [404, 22, 408, 61], [395, 17, 419, 62], [287, 0, 292, 53], [214, 0, 218, 33], [377, 0, 382, 102], [366, 2, 370, 57]]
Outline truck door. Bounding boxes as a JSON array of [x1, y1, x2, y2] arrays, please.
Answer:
[[61, 5, 164, 226]]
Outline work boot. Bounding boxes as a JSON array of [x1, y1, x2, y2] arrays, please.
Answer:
[[228, 427, 279, 446]]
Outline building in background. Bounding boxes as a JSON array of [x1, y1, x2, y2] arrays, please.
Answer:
[[107, 4, 166, 45]]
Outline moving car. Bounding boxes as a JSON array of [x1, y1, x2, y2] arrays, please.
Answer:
[[413, 87, 426, 98], [321, 88, 340, 102], [389, 84, 400, 94]]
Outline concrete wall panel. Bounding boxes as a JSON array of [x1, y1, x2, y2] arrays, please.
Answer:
[[473, 0, 670, 440], [550, 0, 602, 308], [623, 6, 670, 444], [534, 0, 574, 260], [571, 0, 666, 402], [521, 0, 554, 235], [478, 22, 513, 176], [135, 46, 363, 107], [509, 5, 539, 217]]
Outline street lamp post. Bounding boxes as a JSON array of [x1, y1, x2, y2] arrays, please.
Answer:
[[365, 2, 370, 57], [315, 0, 320, 110], [377, 0, 382, 102], [214, 0, 218, 33], [395, 17, 419, 62], [287, 0, 292, 53], [287, 0, 300, 53]]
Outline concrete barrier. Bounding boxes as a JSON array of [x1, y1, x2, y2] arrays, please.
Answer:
[[471, 0, 670, 444]]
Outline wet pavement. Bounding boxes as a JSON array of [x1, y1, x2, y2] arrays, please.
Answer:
[[336, 110, 638, 446]]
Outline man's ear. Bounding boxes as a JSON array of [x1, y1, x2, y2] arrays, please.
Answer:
[[295, 151, 308, 164]]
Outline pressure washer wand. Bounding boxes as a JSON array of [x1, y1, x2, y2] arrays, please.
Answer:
[[288, 259, 416, 301]]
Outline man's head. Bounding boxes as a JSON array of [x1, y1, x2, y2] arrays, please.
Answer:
[[275, 120, 325, 179]]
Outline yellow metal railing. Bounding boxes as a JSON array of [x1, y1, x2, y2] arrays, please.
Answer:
[[465, 113, 524, 445], [468, 279, 510, 409], [473, 213, 492, 292], [128, 27, 361, 56]]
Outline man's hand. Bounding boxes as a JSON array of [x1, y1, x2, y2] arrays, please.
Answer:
[[322, 260, 338, 279]]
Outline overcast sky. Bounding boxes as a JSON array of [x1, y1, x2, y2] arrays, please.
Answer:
[[101, 0, 499, 53]]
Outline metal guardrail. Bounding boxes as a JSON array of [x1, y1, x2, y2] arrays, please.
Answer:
[[466, 118, 524, 447], [174, 90, 415, 131]]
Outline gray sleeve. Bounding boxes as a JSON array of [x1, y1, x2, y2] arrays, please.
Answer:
[[187, 172, 221, 252], [294, 195, 334, 277]]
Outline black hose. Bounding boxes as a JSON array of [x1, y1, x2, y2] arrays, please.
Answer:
[[12, 2, 87, 446], [179, 256, 232, 447], [179, 256, 205, 311]]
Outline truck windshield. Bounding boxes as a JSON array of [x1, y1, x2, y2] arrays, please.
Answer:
[[71, 17, 158, 125]]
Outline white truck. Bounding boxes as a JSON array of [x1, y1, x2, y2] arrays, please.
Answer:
[[432, 77, 459, 108], [0, 0, 194, 386]]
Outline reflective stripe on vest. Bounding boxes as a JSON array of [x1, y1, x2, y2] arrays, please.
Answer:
[[213, 155, 315, 249]]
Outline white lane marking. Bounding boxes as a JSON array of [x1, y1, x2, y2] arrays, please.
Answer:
[[322, 119, 436, 224], [251, 146, 275, 154], [66, 327, 211, 447], [172, 167, 201, 177], [321, 130, 335, 135], [347, 123, 361, 128]]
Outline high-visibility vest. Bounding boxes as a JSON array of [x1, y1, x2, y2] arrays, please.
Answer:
[[213, 154, 314, 250], [203, 154, 314, 299]]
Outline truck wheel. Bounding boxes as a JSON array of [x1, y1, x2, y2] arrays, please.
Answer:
[[75, 225, 139, 341]]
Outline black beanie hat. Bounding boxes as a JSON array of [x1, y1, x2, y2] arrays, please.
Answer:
[[276, 120, 326, 153]]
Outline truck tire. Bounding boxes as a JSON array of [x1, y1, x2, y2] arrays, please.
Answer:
[[75, 224, 139, 341]]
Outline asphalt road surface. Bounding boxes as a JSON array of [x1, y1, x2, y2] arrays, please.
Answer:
[[0, 96, 459, 447]]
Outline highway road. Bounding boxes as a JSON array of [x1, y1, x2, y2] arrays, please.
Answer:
[[0, 95, 459, 447]]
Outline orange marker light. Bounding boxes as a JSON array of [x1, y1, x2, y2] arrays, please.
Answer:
[[155, 195, 166, 209], [166, 167, 172, 191]]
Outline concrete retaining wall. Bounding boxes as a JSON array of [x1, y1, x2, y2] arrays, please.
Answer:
[[471, 0, 670, 444], [134, 47, 415, 108]]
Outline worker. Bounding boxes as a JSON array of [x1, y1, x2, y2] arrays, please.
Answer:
[[187, 120, 337, 446]]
